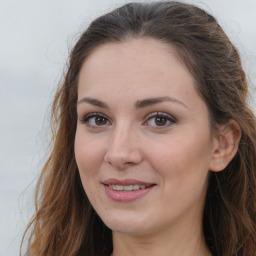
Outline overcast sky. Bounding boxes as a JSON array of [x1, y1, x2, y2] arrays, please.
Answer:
[[0, 1, 255, 255]]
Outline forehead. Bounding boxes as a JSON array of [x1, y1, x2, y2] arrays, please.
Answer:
[[79, 38, 184, 78], [82, 37, 179, 68], [79, 39, 192, 86], [77, 38, 203, 112]]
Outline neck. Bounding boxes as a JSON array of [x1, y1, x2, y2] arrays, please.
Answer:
[[111, 217, 211, 256]]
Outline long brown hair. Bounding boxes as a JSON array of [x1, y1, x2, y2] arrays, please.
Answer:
[[21, 2, 256, 255]]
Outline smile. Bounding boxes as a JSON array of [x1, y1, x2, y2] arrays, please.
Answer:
[[108, 184, 147, 191], [102, 179, 156, 202]]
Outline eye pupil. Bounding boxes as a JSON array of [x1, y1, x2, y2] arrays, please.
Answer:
[[155, 116, 167, 126], [95, 116, 107, 125]]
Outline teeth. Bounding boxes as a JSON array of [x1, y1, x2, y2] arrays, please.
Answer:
[[109, 184, 147, 191]]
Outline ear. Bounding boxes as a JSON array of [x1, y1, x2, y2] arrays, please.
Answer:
[[209, 119, 241, 172]]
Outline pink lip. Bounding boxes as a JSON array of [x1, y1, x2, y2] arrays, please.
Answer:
[[102, 178, 154, 186], [102, 178, 156, 202]]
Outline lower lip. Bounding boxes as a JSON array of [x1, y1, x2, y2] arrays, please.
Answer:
[[104, 185, 155, 202]]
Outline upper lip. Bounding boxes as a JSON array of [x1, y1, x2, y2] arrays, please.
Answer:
[[102, 178, 155, 187]]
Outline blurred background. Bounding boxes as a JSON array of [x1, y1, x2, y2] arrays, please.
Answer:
[[0, 0, 255, 255]]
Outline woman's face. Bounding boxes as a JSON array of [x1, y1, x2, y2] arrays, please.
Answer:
[[75, 38, 217, 236]]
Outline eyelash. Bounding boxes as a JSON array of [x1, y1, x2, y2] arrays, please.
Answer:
[[81, 112, 111, 129], [80, 111, 176, 129], [143, 112, 177, 129]]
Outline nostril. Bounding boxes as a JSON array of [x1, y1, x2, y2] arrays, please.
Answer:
[[103, 138, 143, 168]]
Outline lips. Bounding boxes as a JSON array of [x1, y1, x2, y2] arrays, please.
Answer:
[[102, 178, 154, 187], [102, 178, 156, 202], [108, 184, 147, 191]]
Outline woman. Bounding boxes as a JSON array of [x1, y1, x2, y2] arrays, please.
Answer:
[[21, 1, 256, 256]]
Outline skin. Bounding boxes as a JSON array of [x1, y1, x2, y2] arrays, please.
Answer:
[[75, 38, 240, 256]]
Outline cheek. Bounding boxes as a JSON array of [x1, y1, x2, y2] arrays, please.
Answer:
[[74, 128, 105, 179], [146, 130, 212, 186], [74, 130, 106, 205]]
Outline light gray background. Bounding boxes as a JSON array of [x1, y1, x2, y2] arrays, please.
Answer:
[[0, 0, 255, 255]]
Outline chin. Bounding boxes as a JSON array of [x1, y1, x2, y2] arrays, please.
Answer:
[[99, 211, 154, 235]]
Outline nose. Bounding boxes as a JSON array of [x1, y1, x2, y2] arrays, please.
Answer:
[[104, 124, 143, 169]]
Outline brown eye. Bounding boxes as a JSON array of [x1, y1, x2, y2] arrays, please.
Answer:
[[155, 116, 168, 126], [95, 116, 108, 126], [143, 112, 176, 129], [82, 113, 111, 128]]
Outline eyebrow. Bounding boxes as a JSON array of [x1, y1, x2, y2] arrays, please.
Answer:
[[135, 96, 187, 109], [77, 97, 109, 108], [77, 96, 187, 109]]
